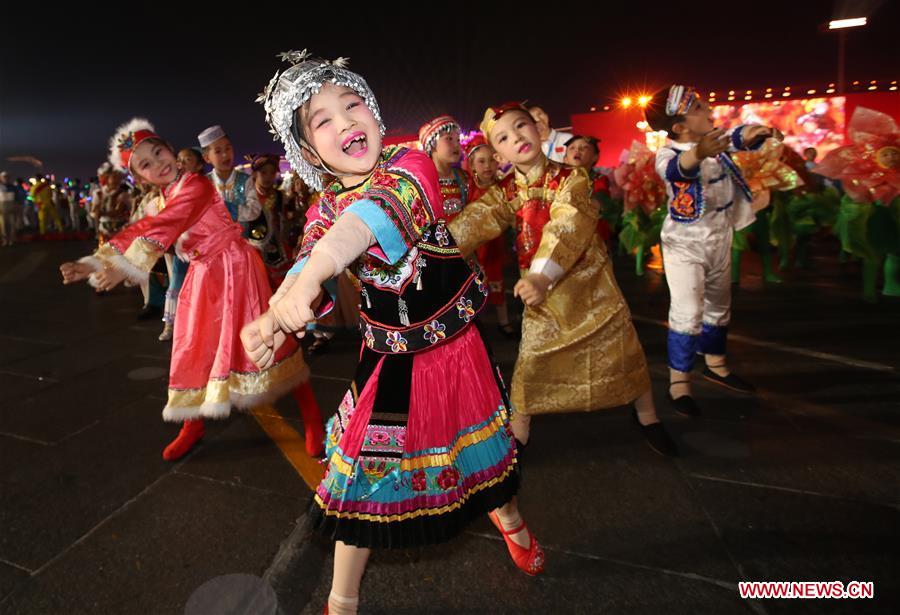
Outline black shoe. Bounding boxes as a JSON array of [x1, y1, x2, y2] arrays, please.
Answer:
[[498, 323, 521, 339], [667, 392, 702, 417], [702, 367, 756, 393], [631, 408, 678, 457], [137, 304, 162, 321], [307, 337, 331, 355], [512, 437, 528, 478]]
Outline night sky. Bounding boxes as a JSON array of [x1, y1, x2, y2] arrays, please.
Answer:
[[1, 0, 896, 180]]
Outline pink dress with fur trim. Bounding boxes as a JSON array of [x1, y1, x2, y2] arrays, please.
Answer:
[[84, 172, 307, 421]]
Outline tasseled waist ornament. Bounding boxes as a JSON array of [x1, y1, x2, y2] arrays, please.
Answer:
[[356, 222, 488, 354]]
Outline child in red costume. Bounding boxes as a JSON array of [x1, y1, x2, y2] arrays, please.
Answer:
[[60, 119, 325, 460], [464, 134, 516, 337]]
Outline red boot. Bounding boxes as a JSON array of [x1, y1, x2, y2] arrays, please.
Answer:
[[292, 382, 325, 457], [162, 419, 205, 461]]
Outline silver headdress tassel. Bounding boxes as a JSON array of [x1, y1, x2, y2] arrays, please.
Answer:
[[257, 50, 386, 191]]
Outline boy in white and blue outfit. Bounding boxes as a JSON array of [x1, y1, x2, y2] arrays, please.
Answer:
[[646, 85, 781, 415]]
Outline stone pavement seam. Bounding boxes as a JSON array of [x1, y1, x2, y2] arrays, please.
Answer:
[[685, 473, 900, 512], [0, 558, 34, 575], [647, 364, 900, 440], [633, 314, 896, 373], [758, 387, 900, 438], [0, 431, 50, 446], [674, 463, 770, 615], [24, 472, 172, 579], [0, 334, 58, 347], [466, 530, 740, 591], [53, 419, 102, 446], [173, 469, 307, 502], [262, 512, 313, 585], [7, 444, 206, 586]]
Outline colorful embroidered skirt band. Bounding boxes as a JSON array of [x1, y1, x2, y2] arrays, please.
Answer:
[[310, 322, 519, 549]]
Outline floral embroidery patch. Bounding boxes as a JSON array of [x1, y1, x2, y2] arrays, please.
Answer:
[[672, 181, 696, 219], [437, 467, 460, 490], [456, 298, 475, 322], [476, 276, 488, 295], [357, 247, 419, 293], [434, 223, 450, 247], [423, 320, 447, 344], [386, 330, 408, 352]]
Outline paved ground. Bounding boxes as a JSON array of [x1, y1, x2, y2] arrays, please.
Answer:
[[0, 236, 897, 614]]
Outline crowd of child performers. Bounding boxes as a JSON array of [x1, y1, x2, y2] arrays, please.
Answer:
[[241, 52, 778, 613], [58, 47, 780, 613]]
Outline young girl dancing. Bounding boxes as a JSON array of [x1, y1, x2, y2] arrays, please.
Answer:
[[60, 119, 324, 460], [241, 52, 543, 614]]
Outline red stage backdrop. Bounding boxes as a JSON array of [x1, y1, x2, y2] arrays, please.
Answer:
[[572, 92, 899, 168]]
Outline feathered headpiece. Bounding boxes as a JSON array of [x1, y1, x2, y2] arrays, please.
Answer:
[[108, 118, 158, 172]]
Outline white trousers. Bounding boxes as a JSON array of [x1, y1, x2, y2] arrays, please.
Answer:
[[663, 234, 732, 336]]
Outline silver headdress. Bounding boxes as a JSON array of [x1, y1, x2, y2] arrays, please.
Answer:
[[257, 50, 385, 191]]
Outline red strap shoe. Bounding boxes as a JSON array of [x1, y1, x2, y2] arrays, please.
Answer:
[[487, 511, 545, 576]]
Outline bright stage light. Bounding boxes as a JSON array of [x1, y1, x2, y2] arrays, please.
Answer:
[[828, 17, 866, 29], [621, 97, 632, 108], [637, 95, 650, 107]]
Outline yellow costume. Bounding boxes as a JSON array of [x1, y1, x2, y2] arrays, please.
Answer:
[[449, 155, 650, 415], [30, 181, 62, 234]]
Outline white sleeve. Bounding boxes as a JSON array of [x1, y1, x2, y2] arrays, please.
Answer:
[[310, 212, 376, 277], [528, 258, 565, 283], [655, 147, 676, 180], [240, 188, 263, 222]]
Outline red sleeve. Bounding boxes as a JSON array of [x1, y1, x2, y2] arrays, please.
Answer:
[[86, 173, 215, 281]]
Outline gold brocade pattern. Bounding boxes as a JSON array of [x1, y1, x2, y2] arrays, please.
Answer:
[[123, 238, 165, 272], [93, 238, 163, 274], [92, 242, 121, 265], [166, 350, 307, 408], [450, 159, 651, 415]]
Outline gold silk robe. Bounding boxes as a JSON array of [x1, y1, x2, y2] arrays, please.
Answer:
[[449, 157, 650, 415]]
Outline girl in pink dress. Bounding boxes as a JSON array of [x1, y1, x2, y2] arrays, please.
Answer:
[[60, 119, 325, 460]]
